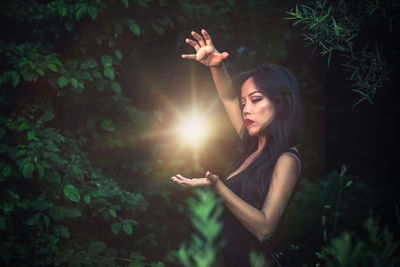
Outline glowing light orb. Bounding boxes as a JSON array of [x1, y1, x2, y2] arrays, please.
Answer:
[[179, 113, 207, 145]]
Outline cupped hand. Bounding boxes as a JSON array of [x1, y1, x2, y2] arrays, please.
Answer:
[[181, 29, 229, 67], [171, 171, 220, 188]]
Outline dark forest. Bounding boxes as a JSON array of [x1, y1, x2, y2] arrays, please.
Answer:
[[0, 0, 399, 266]]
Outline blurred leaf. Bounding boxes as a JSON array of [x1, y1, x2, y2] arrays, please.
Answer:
[[129, 21, 141, 35], [88, 7, 98, 20], [84, 194, 91, 204], [121, 0, 129, 8], [104, 67, 115, 80], [101, 118, 116, 132], [48, 63, 58, 72], [57, 77, 69, 88], [101, 55, 113, 67], [63, 185, 80, 202], [123, 223, 132, 235], [114, 49, 122, 60], [111, 81, 122, 95], [111, 222, 121, 235], [22, 162, 34, 178], [76, 5, 88, 21], [109, 208, 117, 218]]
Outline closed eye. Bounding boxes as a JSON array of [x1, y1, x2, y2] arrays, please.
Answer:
[[252, 98, 262, 103]]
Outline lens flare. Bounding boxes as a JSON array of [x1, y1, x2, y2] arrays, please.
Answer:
[[179, 113, 207, 145]]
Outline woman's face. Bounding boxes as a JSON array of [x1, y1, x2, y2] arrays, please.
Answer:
[[241, 77, 275, 136]]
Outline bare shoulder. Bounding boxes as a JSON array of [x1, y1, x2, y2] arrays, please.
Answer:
[[275, 149, 302, 178]]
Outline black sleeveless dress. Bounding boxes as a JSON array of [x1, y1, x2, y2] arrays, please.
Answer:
[[219, 148, 302, 267]]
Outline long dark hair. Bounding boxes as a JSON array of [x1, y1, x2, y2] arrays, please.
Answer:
[[227, 63, 303, 208]]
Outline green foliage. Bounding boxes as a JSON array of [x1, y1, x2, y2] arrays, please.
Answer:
[[249, 250, 269, 267], [173, 189, 224, 267], [278, 164, 400, 266], [317, 215, 400, 266], [286, 0, 397, 105], [0, 0, 241, 265]]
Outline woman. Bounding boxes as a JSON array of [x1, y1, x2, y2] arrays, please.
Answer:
[[171, 29, 303, 266]]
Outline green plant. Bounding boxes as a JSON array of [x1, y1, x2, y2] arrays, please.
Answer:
[[285, 0, 396, 105], [172, 189, 224, 267], [317, 214, 400, 266]]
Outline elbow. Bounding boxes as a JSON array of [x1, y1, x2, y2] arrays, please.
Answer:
[[257, 226, 275, 243]]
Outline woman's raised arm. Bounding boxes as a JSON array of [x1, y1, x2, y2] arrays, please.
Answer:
[[182, 29, 244, 138]]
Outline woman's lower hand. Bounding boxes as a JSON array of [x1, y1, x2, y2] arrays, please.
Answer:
[[181, 29, 229, 67], [171, 171, 220, 188]]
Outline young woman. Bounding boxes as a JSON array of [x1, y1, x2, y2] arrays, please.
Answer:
[[171, 29, 303, 266]]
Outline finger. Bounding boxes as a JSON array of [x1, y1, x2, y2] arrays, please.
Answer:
[[181, 54, 197, 60], [176, 174, 192, 182], [206, 171, 219, 182], [201, 29, 213, 46], [220, 52, 229, 60], [185, 38, 200, 51], [191, 31, 206, 47], [171, 176, 189, 188]]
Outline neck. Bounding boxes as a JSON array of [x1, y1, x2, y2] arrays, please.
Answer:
[[257, 135, 266, 152]]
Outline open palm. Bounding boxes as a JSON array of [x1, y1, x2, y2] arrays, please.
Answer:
[[171, 171, 219, 188], [182, 29, 229, 67]]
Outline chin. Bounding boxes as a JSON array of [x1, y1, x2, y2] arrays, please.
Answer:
[[247, 128, 260, 137]]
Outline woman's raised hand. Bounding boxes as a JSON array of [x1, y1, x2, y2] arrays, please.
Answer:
[[171, 171, 220, 188], [182, 29, 229, 67]]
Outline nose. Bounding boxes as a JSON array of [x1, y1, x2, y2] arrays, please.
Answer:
[[243, 102, 251, 115]]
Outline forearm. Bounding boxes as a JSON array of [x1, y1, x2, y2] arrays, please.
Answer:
[[214, 180, 272, 241], [210, 64, 236, 101]]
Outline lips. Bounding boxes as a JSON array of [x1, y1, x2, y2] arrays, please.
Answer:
[[245, 119, 254, 126]]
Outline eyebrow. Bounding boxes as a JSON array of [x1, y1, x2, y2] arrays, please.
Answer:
[[241, 90, 263, 100]]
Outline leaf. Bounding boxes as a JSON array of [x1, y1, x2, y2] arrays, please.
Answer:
[[70, 78, 79, 88], [39, 111, 55, 122], [64, 184, 81, 202], [89, 241, 106, 254], [46, 171, 61, 182], [36, 68, 45, 76], [76, 6, 88, 21], [2, 163, 11, 177], [58, 6, 67, 16], [27, 130, 39, 141], [88, 7, 98, 20], [111, 222, 121, 234], [101, 118, 116, 132], [115, 49, 122, 60], [36, 163, 45, 179], [109, 208, 117, 218], [84, 194, 91, 204], [81, 59, 98, 69], [111, 81, 122, 95], [26, 214, 38, 226], [10, 71, 19, 87], [55, 225, 70, 238], [101, 55, 113, 67], [48, 63, 58, 72], [104, 67, 115, 80], [57, 77, 69, 88], [123, 223, 133, 235], [129, 22, 141, 35], [62, 207, 81, 218], [121, 0, 129, 8], [23, 162, 35, 178]]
